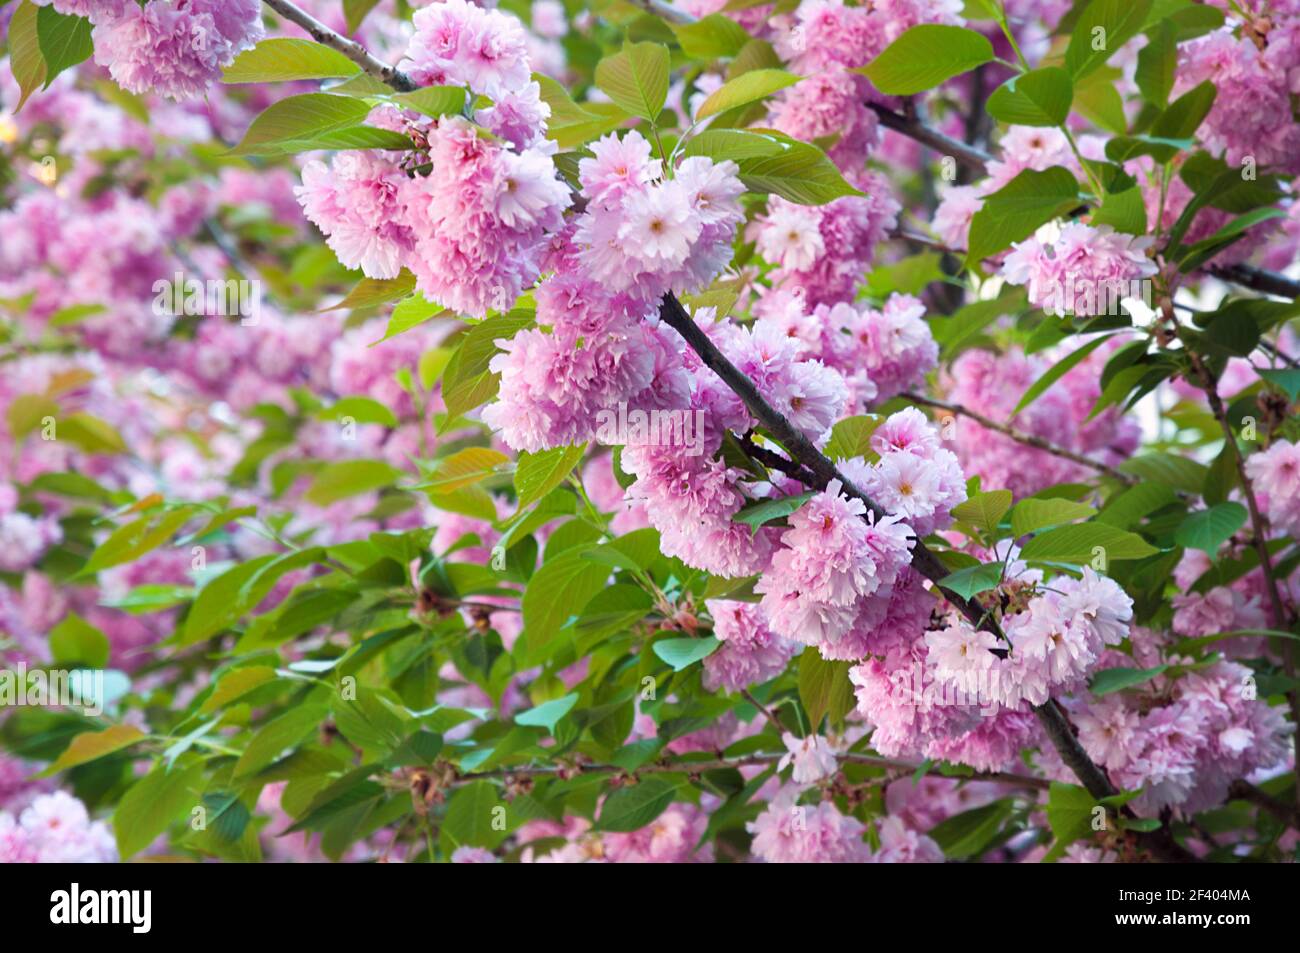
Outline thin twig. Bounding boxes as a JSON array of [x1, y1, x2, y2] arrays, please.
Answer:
[[1228, 780, 1300, 830], [740, 688, 785, 734], [464, 751, 1051, 791], [263, 0, 417, 90], [902, 392, 1137, 484], [1183, 343, 1299, 814], [875, 107, 1300, 302]]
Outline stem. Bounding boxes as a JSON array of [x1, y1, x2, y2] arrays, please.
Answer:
[[463, 751, 1052, 791], [1183, 345, 1299, 814], [902, 392, 1137, 484], [262, 0, 417, 91], [874, 106, 1300, 302]]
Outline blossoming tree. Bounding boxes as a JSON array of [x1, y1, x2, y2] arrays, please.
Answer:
[[1, 0, 1299, 864]]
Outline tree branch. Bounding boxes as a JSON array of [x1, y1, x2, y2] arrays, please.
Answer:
[[262, 0, 417, 91], [463, 751, 1052, 791], [1228, 780, 1300, 830], [874, 106, 1300, 303], [901, 392, 1137, 484], [261, 3, 1196, 861], [658, 295, 1196, 862], [1184, 344, 1299, 814]]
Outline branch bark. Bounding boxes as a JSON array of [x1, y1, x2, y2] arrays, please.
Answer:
[[1184, 345, 1299, 814], [873, 105, 1300, 301], [901, 392, 1137, 484], [462, 751, 1052, 791], [262, 0, 417, 91]]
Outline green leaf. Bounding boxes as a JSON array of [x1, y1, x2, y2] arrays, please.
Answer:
[[1259, 368, 1300, 402], [343, 0, 382, 33], [595, 42, 670, 121], [222, 38, 362, 83], [35, 6, 92, 85], [1096, 483, 1176, 529], [986, 67, 1073, 127], [420, 447, 509, 495], [858, 25, 994, 95], [388, 730, 445, 768], [233, 704, 329, 779], [60, 413, 127, 454], [178, 555, 276, 645], [695, 68, 800, 120], [522, 548, 612, 652], [731, 492, 814, 535], [229, 93, 373, 156], [938, 562, 1003, 600], [929, 799, 1015, 859], [681, 128, 787, 162], [595, 779, 677, 832], [389, 85, 469, 119], [443, 780, 510, 848], [966, 167, 1081, 265], [332, 690, 407, 751], [9, 2, 47, 112], [441, 309, 535, 388], [1019, 522, 1158, 563], [1010, 498, 1098, 537], [672, 14, 751, 60], [1013, 335, 1113, 415], [1118, 452, 1208, 493], [1174, 502, 1247, 555], [824, 415, 883, 461], [305, 459, 404, 505], [374, 295, 445, 343], [1073, 65, 1128, 133], [1090, 664, 1169, 695], [200, 666, 278, 715], [1045, 781, 1098, 857], [1151, 80, 1216, 140], [735, 138, 861, 205], [653, 636, 721, 672], [49, 613, 109, 669], [1092, 186, 1147, 235], [323, 272, 417, 311], [44, 724, 145, 776], [798, 648, 854, 730], [951, 489, 1012, 534], [1065, 0, 1154, 79], [114, 762, 205, 859], [1135, 21, 1176, 106], [79, 506, 200, 577], [319, 396, 398, 428], [515, 692, 579, 733], [515, 444, 586, 507]]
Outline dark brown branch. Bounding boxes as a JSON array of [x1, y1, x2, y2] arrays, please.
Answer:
[[1184, 343, 1299, 814], [1228, 780, 1300, 830], [875, 107, 1300, 303], [902, 392, 1137, 484], [869, 104, 992, 176], [738, 432, 819, 486], [658, 294, 1196, 861]]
